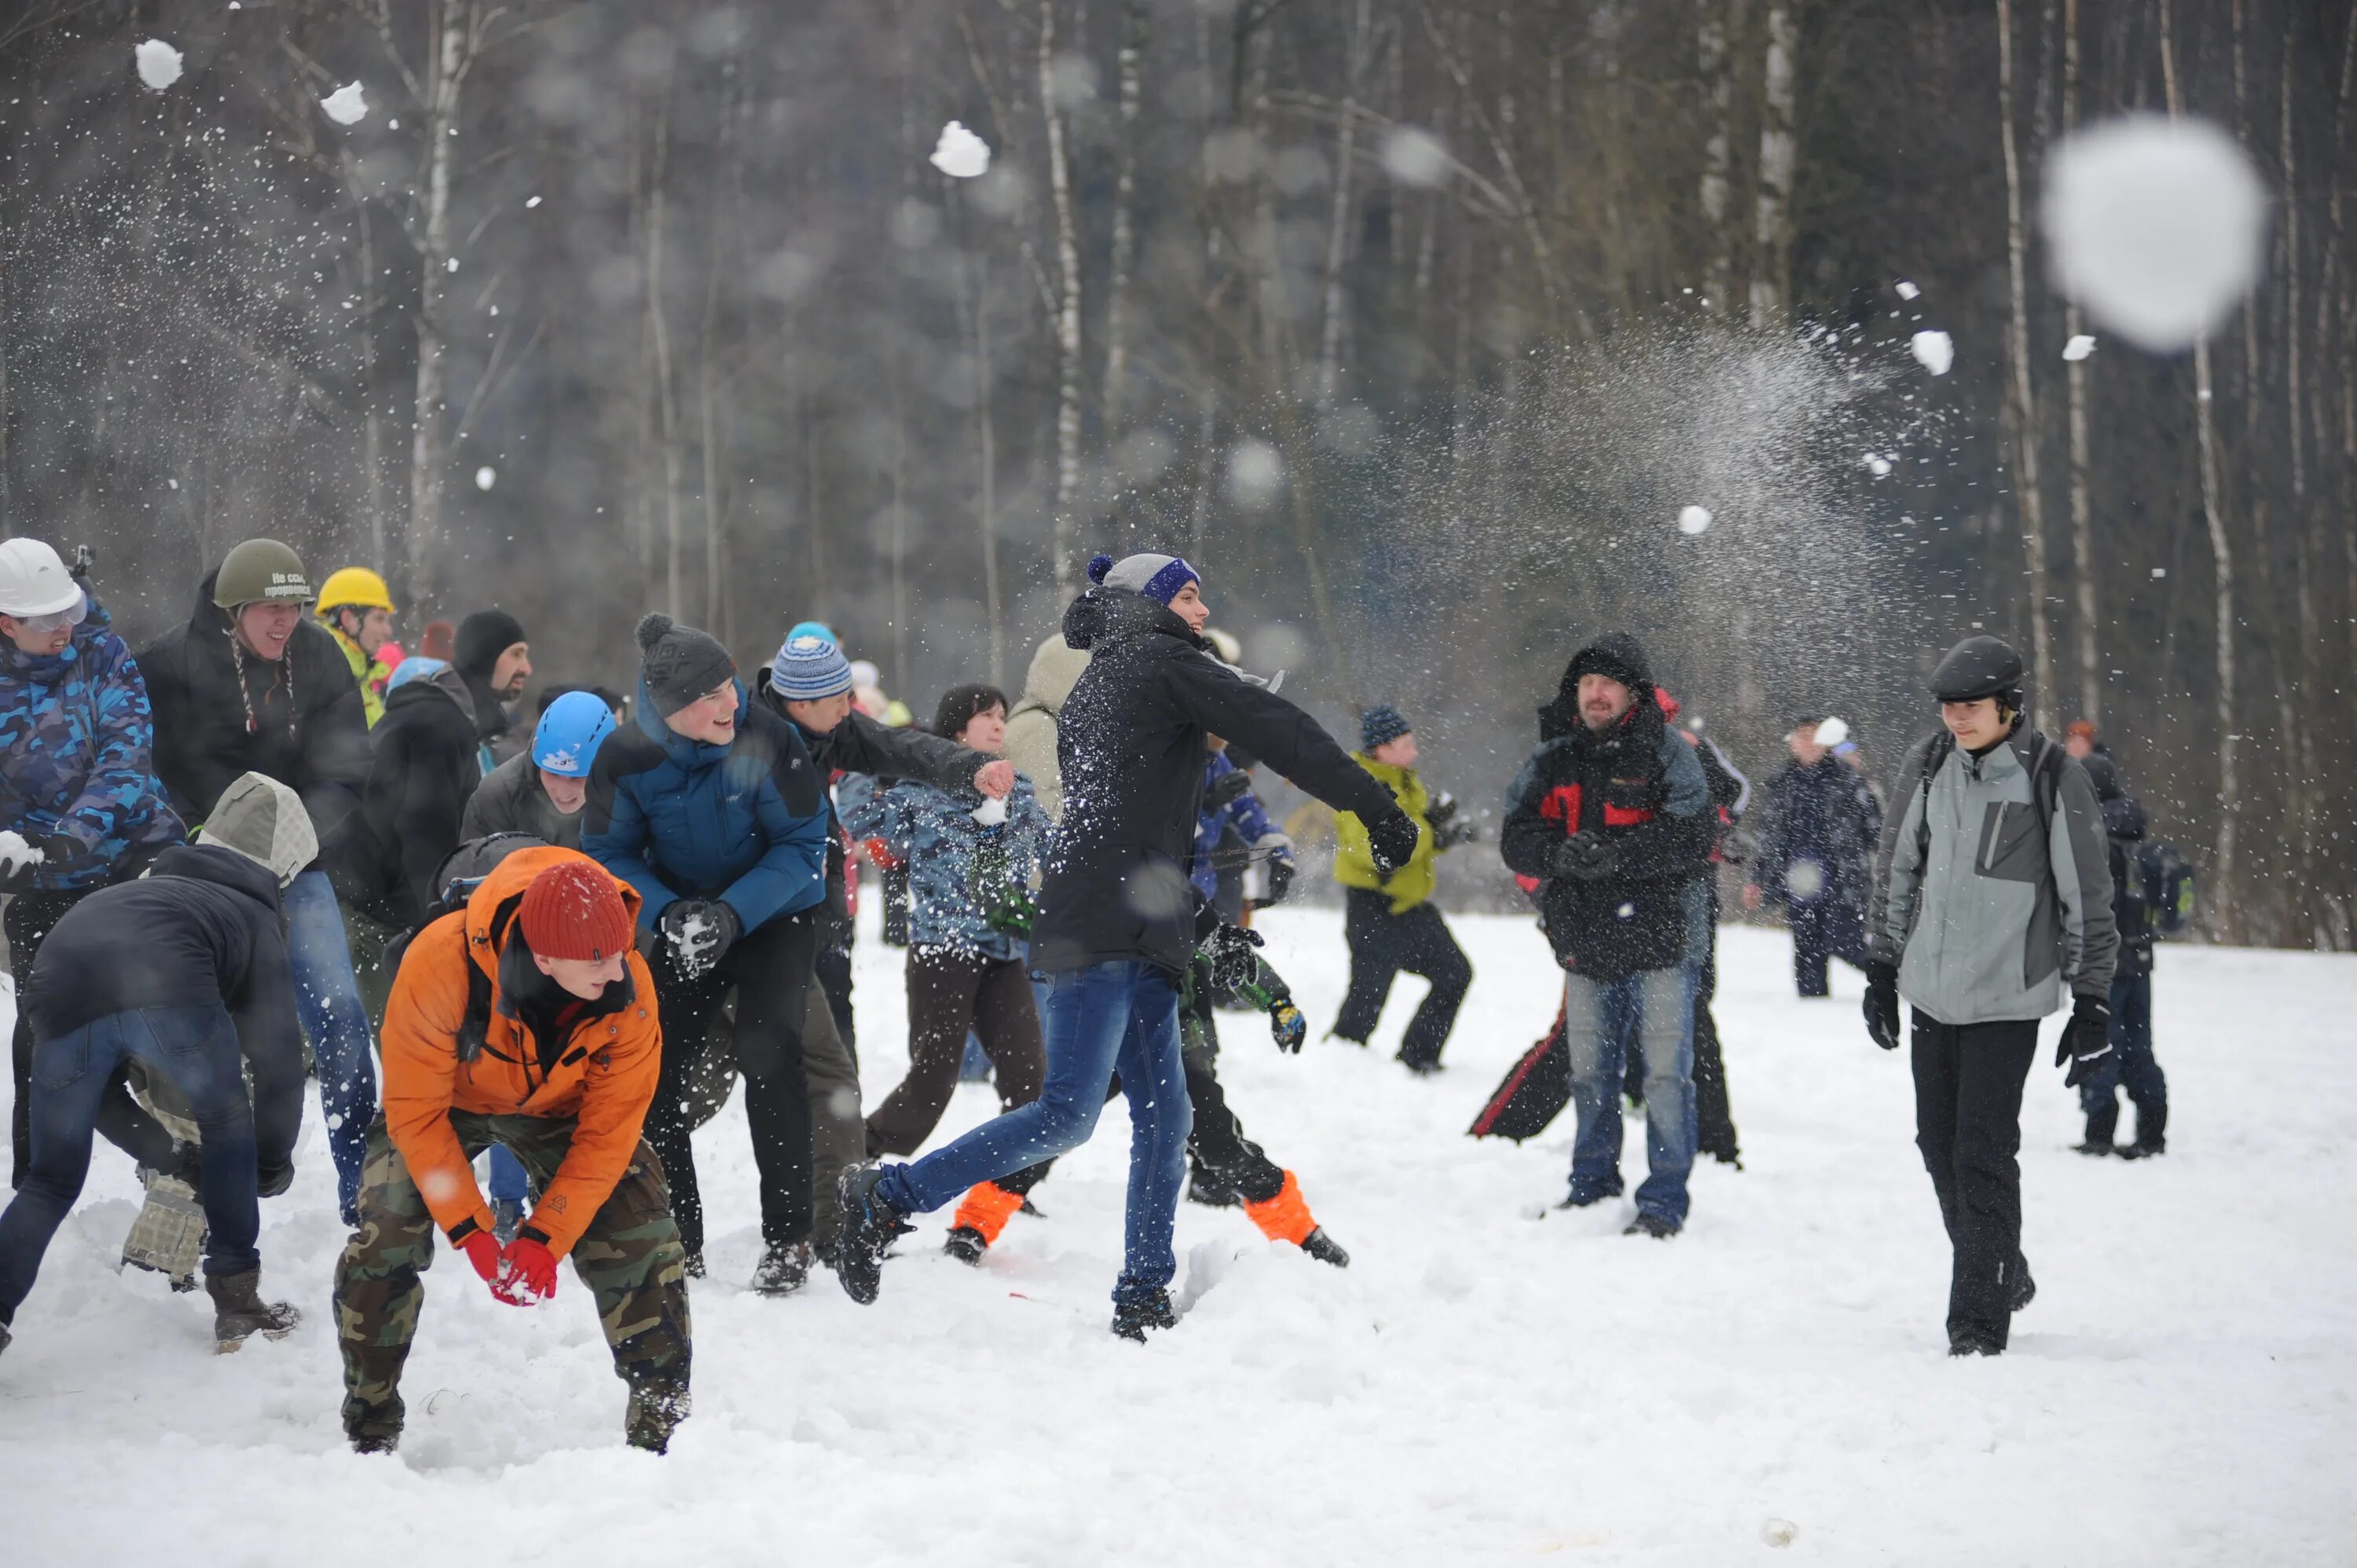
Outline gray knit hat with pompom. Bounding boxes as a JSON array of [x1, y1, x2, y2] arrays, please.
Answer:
[[635, 612, 737, 718]]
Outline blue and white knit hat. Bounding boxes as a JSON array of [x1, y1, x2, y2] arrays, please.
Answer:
[[770, 631, 855, 700], [1087, 551, 1200, 606]]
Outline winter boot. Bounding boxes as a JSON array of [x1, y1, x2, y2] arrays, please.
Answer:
[[2117, 1137, 2167, 1160], [1623, 1212, 1680, 1240], [344, 1394, 405, 1455], [122, 1163, 207, 1292], [944, 1181, 1024, 1266], [1299, 1228, 1351, 1268], [1948, 1328, 2004, 1357], [492, 1198, 526, 1246], [2008, 1256, 2036, 1314], [1111, 1287, 1177, 1343], [834, 1163, 911, 1306], [1186, 1162, 1241, 1208], [205, 1268, 299, 1352], [625, 1381, 691, 1455], [2073, 1138, 2115, 1156], [751, 1240, 813, 1297]]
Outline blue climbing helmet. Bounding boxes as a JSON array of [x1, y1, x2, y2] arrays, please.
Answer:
[[385, 655, 449, 691], [533, 688, 616, 778]]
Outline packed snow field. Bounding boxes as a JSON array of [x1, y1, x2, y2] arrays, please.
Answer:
[[2, 906, 2352, 1566]]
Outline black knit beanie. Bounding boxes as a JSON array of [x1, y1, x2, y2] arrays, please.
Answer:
[[636, 613, 737, 717], [455, 609, 527, 680]]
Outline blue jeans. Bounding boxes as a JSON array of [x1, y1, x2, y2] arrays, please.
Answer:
[[1564, 966, 1697, 1225], [0, 1006, 262, 1321], [878, 960, 1191, 1299], [285, 869, 376, 1221], [488, 1145, 529, 1203]]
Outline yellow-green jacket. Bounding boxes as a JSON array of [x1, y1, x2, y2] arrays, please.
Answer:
[[328, 624, 394, 729], [1334, 753, 1438, 913]]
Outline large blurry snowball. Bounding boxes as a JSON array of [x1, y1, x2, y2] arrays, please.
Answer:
[[322, 82, 369, 125], [1678, 505, 1713, 535], [1225, 438, 1285, 511], [1380, 126, 1450, 187], [929, 121, 992, 180], [1786, 860, 1827, 902], [1813, 716, 1849, 747], [2043, 115, 2267, 351], [134, 39, 183, 91], [2062, 335, 2096, 361], [474, 466, 497, 492], [1909, 330, 1953, 376]]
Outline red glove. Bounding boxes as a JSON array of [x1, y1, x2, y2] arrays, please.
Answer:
[[493, 1236, 559, 1306], [455, 1228, 502, 1284]]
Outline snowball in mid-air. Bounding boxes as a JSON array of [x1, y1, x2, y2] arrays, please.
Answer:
[[475, 467, 497, 492], [1677, 505, 1713, 535], [1895, 280, 1920, 301], [2062, 335, 2096, 361], [929, 121, 992, 179], [1864, 453, 1893, 477], [1225, 438, 1285, 510], [2042, 115, 2267, 351], [1910, 330, 1954, 376], [1814, 716, 1850, 747], [135, 39, 183, 91], [1380, 126, 1451, 187], [321, 82, 368, 125]]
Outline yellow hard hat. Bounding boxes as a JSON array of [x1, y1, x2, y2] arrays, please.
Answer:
[[315, 566, 394, 616]]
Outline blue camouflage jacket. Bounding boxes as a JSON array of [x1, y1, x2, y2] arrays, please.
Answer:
[[841, 772, 1050, 961], [1189, 751, 1290, 897], [0, 592, 185, 889]]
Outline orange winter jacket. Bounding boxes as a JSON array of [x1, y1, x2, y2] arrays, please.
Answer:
[[379, 844, 662, 1258]]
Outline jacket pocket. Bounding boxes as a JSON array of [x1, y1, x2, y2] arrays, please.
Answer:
[[1977, 801, 2046, 884]]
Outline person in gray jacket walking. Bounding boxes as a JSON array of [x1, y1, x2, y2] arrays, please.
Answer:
[[1864, 636, 2117, 1357]]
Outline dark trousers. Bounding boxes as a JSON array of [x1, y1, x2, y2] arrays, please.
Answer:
[[1164, 958, 1285, 1205], [867, 947, 1051, 1196], [1333, 889, 1472, 1069], [8, 888, 175, 1189], [815, 943, 857, 1047], [1911, 1012, 2038, 1348], [1789, 896, 1870, 997], [1, 1004, 260, 1323], [1689, 914, 1741, 1165], [2080, 969, 2166, 1146], [643, 914, 816, 1256]]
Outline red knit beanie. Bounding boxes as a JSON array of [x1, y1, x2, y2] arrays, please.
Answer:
[[518, 861, 632, 962]]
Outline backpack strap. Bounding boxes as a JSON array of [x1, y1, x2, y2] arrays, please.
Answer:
[[1912, 731, 1955, 860]]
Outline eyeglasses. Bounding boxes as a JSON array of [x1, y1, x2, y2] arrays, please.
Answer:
[[5, 590, 86, 636]]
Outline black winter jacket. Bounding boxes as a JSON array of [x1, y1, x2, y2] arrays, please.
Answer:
[[24, 843, 306, 1170], [323, 667, 484, 928], [1752, 755, 1882, 911], [140, 568, 372, 840], [462, 750, 583, 849], [1032, 588, 1408, 976]]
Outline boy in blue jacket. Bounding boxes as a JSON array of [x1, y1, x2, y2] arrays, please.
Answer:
[[584, 614, 831, 1294]]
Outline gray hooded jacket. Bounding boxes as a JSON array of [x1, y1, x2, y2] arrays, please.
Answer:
[[1868, 727, 2117, 1025], [1004, 633, 1091, 824]]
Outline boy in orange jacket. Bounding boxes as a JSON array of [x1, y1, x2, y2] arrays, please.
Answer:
[[332, 848, 691, 1454]]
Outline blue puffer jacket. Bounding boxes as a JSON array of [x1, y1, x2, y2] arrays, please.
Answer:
[[1189, 751, 1291, 898], [581, 679, 830, 933], [841, 772, 1050, 962], [0, 590, 185, 889]]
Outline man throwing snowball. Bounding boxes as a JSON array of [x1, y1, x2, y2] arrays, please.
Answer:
[[332, 849, 691, 1454]]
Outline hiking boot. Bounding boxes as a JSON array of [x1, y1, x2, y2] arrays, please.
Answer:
[[1186, 1164, 1241, 1208], [2117, 1138, 2166, 1160], [1556, 1174, 1625, 1210], [205, 1268, 299, 1351], [1111, 1288, 1177, 1343], [834, 1162, 911, 1306], [492, 1198, 525, 1246], [2073, 1138, 2115, 1156], [343, 1394, 403, 1453], [2008, 1258, 2036, 1314], [625, 1382, 691, 1454], [1948, 1329, 2004, 1357], [350, 1431, 401, 1456], [1622, 1212, 1681, 1240], [751, 1240, 813, 1297], [1299, 1227, 1351, 1268], [944, 1226, 989, 1265]]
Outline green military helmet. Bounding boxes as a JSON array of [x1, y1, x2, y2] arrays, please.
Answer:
[[212, 537, 313, 610]]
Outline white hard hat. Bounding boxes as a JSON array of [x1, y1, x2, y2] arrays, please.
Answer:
[[0, 537, 82, 617]]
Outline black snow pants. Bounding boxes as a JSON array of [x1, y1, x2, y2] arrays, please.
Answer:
[[1790, 896, 1871, 998], [1332, 889, 1471, 1071], [1910, 1011, 2038, 1350]]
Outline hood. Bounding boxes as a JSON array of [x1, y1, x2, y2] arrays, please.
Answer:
[[196, 771, 318, 885], [145, 841, 285, 914], [1017, 632, 1091, 716], [1539, 633, 1661, 742], [2102, 793, 2147, 841], [385, 662, 478, 727], [188, 566, 237, 641], [1060, 586, 1199, 653], [632, 675, 747, 767], [462, 844, 644, 985]]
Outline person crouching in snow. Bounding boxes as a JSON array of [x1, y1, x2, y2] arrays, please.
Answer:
[[333, 852, 690, 1453], [1501, 636, 1714, 1238], [0, 772, 313, 1360], [833, 550, 1417, 1340]]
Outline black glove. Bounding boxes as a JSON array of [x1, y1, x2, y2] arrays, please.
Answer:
[[660, 898, 740, 978], [1549, 831, 1618, 882], [2055, 994, 2114, 1087], [1205, 768, 1253, 810], [1864, 962, 1901, 1051], [1435, 816, 1480, 850], [1268, 998, 1306, 1053], [1365, 809, 1421, 878], [1204, 922, 1264, 995], [1426, 793, 1460, 829], [1262, 855, 1296, 907]]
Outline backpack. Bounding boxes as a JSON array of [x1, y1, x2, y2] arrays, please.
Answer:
[[1470, 1003, 1570, 1141], [379, 833, 550, 1061], [2136, 840, 2196, 936]]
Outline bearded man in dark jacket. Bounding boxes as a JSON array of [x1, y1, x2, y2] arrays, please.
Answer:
[[834, 551, 1417, 1338], [1501, 633, 1714, 1238]]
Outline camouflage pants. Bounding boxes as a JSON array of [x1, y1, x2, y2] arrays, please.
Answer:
[[332, 1112, 691, 1442]]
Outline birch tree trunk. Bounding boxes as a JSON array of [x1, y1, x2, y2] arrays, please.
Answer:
[[2062, 0, 2099, 724], [1750, 4, 1798, 328], [954, 188, 1005, 689], [2161, 0, 2241, 936], [403, 0, 470, 608], [1041, 0, 1084, 591], [1318, 0, 1373, 413], [1698, 0, 1736, 314], [643, 82, 684, 621], [1102, 0, 1146, 434], [1998, 0, 2058, 711]]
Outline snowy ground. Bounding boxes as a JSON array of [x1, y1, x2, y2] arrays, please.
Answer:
[[2, 905, 2352, 1566]]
